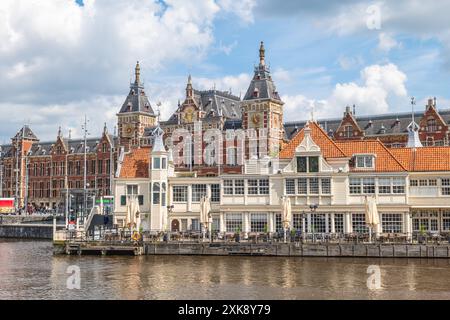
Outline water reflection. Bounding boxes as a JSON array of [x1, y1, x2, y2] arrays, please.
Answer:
[[0, 240, 449, 300]]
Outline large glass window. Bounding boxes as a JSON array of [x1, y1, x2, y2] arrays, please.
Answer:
[[382, 214, 403, 233], [308, 157, 319, 172], [442, 178, 450, 195], [297, 156, 319, 172], [153, 157, 160, 169], [309, 178, 319, 194], [392, 178, 405, 194], [127, 185, 138, 195], [310, 214, 326, 233], [250, 213, 268, 232], [285, 179, 296, 195], [226, 214, 242, 232], [248, 179, 258, 195], [275, 214, 283, 232], [298, 178, 307, 194], [352, 213, 368, 233], [296, 157, 307, 173], [412, 210, 439, 232], [442, 211, 450, 231], [259, 179, 269, 195], [212, 218, 220, 232], [224, 180, 233, 195], [173, 186, 187, 202], [293, 214, 303, 230], [235, 180, 244, 194], [355, 155, 374, 168], [349, 178, 361, 194], [321, 178, 331, 194], [378, 178, 391, 194], [247, 179, 269, 195], [223, 179, 244, 195], [152, 182, 160, 204], [192, 184, 207, 202], [362, 178, 375, 194], [191, 219, 200, 231], [334, 214, 344, 233], [211, 184, 220, 203]]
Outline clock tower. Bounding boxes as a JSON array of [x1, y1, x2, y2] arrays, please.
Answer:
[[117, 62, 156, 151], [242, 41, 284, 158]]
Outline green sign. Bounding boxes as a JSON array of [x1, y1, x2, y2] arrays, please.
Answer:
[[95, 198, 114, 205]]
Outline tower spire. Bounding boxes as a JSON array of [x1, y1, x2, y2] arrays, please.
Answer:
[[135, 61, 141, 85], [259, 41, 265, 66], [186, 74, 193, 98]]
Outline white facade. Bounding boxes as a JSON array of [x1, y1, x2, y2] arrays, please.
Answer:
[[113, 124, 450, 237]]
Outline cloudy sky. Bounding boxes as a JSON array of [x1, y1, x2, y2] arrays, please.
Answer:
[[1, 0, 450, 142]]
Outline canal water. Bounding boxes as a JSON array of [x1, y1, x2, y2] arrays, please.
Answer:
[[0, 240, 449, 300]]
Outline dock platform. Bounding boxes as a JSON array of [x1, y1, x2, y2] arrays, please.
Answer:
[[54, 241, 450, 258]]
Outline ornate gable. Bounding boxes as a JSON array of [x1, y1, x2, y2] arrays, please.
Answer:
[[295, 124, 320, 154], [418, 98, 449, 144], [334, 106, 364, 140]]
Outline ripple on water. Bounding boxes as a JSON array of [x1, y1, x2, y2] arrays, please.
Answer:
[[0, 240, 449, 299]]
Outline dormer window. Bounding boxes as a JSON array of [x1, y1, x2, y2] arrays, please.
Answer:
[[355, 155, 375, 169], [253, 88, 259, 98], [296, 156, 319, 173]]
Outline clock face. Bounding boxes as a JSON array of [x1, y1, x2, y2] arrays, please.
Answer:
[[249, 112, 263, 128], [122, 124, 134, 138], [183, 107, 196, 123]]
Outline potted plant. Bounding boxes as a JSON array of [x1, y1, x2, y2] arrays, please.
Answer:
[[290, 228, 297, 242], [235, 227, 241, 243], [263, 225, 269, 242], [418, 224, 426, 244]]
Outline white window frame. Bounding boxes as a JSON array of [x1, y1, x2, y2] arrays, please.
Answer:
[[355, 154, 375, 169]]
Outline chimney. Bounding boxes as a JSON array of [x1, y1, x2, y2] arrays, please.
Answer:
[[344, 105, 351, 116]]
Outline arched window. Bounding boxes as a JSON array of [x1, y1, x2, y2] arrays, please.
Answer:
[[153, 182, 160, 204], [161, 182, 166, 207]]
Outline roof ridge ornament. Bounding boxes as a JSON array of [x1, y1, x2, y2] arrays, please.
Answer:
[[152, 125, 165, 153], [407, 96, 423, 148]]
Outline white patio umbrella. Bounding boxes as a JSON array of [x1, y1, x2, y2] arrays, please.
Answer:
[[365, 196, 379, 242], [199, 196, 211, 241], [125, 197, 131, 228], [133, 196, 141, 231], [281, 197, 292, 243]]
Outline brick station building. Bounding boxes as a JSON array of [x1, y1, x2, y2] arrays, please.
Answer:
[[0, 125, 116, 211], [2, 41, 450, 213]]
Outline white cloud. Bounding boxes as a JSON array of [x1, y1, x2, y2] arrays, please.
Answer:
[[218, 0, 256, 23], [281, 63, 408, 121], [195, 73, 251, 97], [377, 33, 401, 52], [0, 0, 257, 141], [338, 55, 364, 70]]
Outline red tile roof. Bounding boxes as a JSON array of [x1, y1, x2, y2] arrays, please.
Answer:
[[279, 122, 347, 159], [279, 121, 407, 172], [336, 140, 407, 172], [390, 147, 450, 171], [119, 147, 151, 178]]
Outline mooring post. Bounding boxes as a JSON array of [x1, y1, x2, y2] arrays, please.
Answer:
[[53, 213, 56, 240]]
